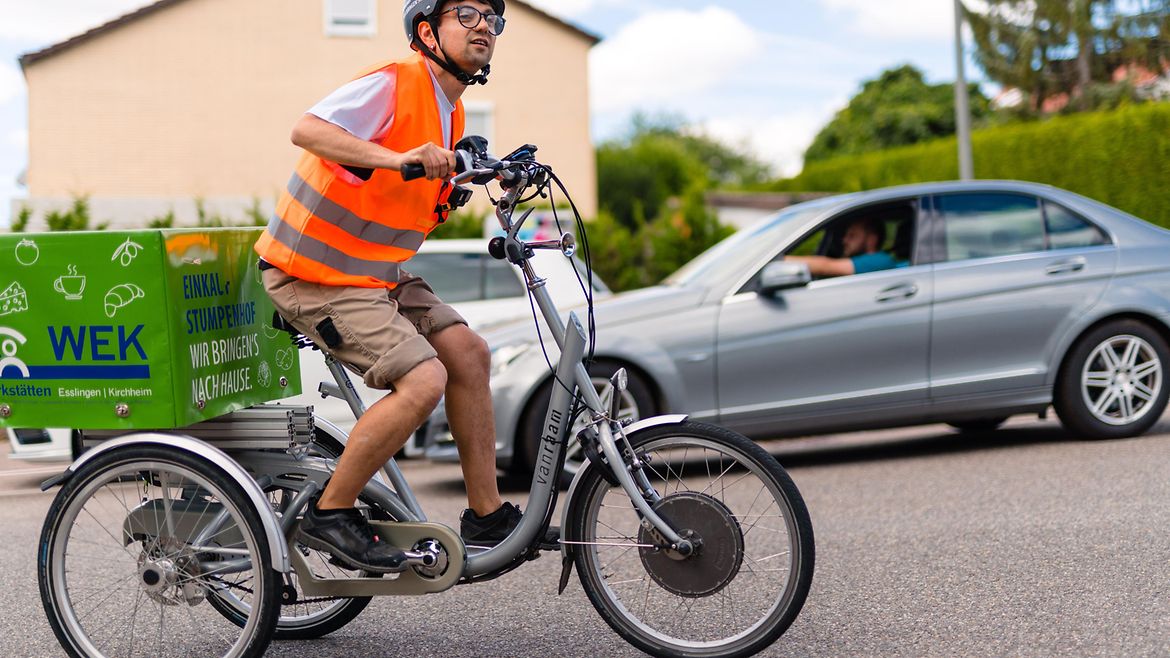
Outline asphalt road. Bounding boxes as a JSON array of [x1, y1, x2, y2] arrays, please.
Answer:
[[3, 412, 1170, 657]]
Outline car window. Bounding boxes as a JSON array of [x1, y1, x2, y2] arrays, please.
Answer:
[[939, 193, 1045, 261], [1044, 201, 1110, 250], [786, 229, 825, 257], [737, 201, 917, 294], [406, 253, 483, 303], [484, 259, 525, 299]]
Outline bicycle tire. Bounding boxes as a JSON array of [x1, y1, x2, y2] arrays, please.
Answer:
[[567, 421, 814, 658], [38, 445, 281, 658]]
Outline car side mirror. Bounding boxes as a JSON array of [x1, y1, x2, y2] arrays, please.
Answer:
[[758, 261, 811, 295]]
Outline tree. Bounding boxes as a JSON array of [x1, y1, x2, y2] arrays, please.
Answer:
[[803, 65, 991, 163], [597, 114, 771, 231], [965, 0, 1170, 113], [591, 116, 742, 290]]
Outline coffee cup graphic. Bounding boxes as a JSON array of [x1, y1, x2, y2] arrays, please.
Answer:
[[54, 265, 87, 300]]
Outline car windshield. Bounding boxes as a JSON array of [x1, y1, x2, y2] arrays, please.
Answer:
[[663, 201, 835, 287]]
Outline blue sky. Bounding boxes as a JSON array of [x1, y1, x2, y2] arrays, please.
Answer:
[[0, 0, 980, 227]]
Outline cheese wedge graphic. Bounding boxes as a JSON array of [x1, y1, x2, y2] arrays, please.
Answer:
[[0, 281, 28, 316]]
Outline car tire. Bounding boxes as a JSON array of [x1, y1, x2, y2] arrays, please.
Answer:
[[947, 417, 1009, 433], [1055, 319, 1169, 440], [516, 362, 657, 486]]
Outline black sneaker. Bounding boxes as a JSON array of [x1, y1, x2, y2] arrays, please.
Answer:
[[297, 501, 408, 574], [460, 502, 522, 547]]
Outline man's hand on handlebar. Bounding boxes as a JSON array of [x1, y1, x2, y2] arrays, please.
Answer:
[[396, 142, 456, 181]]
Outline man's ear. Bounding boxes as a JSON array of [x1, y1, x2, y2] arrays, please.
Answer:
[[417, 19, 438, 50]]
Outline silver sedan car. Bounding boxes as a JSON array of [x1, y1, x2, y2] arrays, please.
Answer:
[[423, 181, 1170, 477]]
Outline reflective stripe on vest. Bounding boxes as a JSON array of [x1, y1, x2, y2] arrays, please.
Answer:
[[263, 215, 400, 283], [254, 53, 465, 289], [284, 174, 426, 252]]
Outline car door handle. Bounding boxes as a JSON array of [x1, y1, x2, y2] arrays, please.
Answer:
[[1045, 257, 1086, 275], [875, 284, 918, 302]]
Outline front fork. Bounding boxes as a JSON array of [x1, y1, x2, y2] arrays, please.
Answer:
[[558, 314, 690, 554]]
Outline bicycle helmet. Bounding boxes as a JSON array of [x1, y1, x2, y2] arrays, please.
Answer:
[[403, 0, 505, 86]]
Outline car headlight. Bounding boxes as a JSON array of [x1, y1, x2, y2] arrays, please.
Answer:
[[490, 342, 532, 377]]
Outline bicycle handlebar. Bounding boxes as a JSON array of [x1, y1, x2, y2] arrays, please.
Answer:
[[400, 163, 427, 181], [400, 150, 478, 182], [398, 138, 551, 243]]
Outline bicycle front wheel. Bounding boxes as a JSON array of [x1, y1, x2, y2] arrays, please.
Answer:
[[568, 422, 814, 658], [38, 445, 280, 658]]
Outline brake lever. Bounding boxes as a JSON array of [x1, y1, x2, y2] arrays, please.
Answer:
[[451, 167, 495, 185]]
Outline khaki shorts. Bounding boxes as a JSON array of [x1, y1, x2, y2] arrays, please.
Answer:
[[262, 267, 466, 389]]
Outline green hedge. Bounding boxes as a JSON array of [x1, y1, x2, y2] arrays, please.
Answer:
[[774, 103, 1170, 228]]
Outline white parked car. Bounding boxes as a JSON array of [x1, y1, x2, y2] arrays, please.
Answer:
[[4, 239, 608, 462]]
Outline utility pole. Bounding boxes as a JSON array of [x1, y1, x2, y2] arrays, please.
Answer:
[[953, 0, 975, 180]]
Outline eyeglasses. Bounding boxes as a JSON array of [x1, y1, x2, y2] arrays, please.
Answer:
[[439, 5, 506, 36]]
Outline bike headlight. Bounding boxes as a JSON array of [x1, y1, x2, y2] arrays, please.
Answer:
[[490, 342, 532, 377]]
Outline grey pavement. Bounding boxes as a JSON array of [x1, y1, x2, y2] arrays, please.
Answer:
[[3, 412, 1170, 656]]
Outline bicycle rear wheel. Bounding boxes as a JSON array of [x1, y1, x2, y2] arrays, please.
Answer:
[[568, 422, 814, 658], [38, 445, 280, 658]]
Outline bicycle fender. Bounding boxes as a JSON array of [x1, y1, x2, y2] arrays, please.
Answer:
[[559, 414, 689, 563], [43, 432, 291, 573]]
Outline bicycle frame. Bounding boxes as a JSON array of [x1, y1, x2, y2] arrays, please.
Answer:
[[286, 172, 689, 580]]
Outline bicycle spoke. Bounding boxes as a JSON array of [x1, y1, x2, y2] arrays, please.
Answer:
[[75, 572, 139, 618]]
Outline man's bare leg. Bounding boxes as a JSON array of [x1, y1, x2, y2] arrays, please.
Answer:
[[317, 358, 447, 510], [430, 324, 503, 516]]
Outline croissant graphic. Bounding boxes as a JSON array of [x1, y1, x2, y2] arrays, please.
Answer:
[[104, 283, 145, 318]]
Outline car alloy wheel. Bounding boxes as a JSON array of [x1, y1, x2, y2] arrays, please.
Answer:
[[1080, 334, 1163, 426], [1056, 319, 1170, 440]]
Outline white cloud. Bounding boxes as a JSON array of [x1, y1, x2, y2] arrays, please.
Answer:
[[820, 0, 956, 40], [700, 101, 844, 178], [0, 0, 151, 44], [523, 0, 638, 19], [522, 0, 598, 18], [0, 64, 22, 105], [590, 7, 764, 113]]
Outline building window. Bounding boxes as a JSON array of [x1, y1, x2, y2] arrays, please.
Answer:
[[325, 0, 377, 37], [463, 102, 495, 149]]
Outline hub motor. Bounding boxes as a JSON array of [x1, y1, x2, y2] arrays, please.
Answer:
[[637, 492, 745, 598]]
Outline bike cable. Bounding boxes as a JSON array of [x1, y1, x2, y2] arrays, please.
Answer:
[[518, 162, 598, 405]]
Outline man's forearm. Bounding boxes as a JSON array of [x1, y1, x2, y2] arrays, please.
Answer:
[[785, 255, 855, 277], [291, 114, 403, 170]]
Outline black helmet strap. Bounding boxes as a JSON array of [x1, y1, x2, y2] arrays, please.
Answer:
[[417, 18, 491, 86]]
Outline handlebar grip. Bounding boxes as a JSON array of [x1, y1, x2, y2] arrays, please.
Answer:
[[401, 163, 426, 181]]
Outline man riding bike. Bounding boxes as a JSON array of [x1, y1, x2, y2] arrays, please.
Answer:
[[254, 0, 516, 573]]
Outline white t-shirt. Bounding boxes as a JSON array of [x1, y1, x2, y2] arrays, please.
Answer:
[[307, 63, 456, 149]]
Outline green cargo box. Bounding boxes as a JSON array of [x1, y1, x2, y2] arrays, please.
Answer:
[[0, 228, 301, 430]]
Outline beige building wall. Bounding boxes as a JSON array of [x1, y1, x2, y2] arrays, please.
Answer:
[[20, 0, 597, 229]]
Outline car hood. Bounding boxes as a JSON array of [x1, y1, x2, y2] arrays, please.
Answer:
[[480, 284, 705, 346]]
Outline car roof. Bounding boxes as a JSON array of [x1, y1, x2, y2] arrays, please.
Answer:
[[800, 179, 1082, 212]]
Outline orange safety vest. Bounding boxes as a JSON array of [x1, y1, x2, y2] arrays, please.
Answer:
[[255, 53, 466, 289]]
